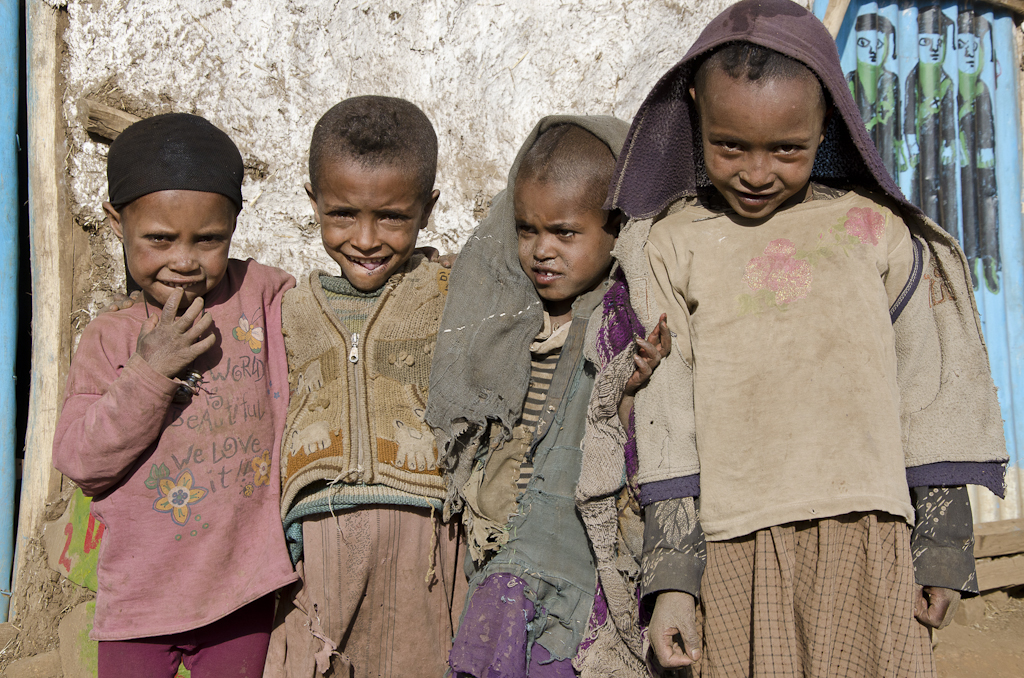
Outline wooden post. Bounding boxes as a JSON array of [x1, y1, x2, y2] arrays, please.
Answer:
[[79, 98, 140, 142], [12, 0, 72, 621], [822, 0, 851, 38], [981, 0, 1024, 16]]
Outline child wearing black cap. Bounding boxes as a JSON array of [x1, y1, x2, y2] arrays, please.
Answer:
[[52, 112, 298, 677]]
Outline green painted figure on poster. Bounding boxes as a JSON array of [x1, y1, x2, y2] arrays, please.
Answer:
[[847, 12, 901, 178], [957, 11, 1000, 292], [904, 8, 958, 235]]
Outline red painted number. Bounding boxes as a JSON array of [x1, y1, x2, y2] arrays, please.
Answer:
[[84, 514, 104, 554], [58, 522, 73, 573]]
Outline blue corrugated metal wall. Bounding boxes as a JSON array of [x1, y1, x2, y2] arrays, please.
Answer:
[[815, 0, 1023, 523]]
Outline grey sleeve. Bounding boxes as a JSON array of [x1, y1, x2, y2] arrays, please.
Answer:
[[910, 485, 978, 596], [641, 497, 706, 603]]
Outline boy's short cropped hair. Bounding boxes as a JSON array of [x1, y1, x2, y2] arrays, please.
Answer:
[[518, 123, 616, 212], [693, 42, 826, 109], [308, 95, 437, 197]]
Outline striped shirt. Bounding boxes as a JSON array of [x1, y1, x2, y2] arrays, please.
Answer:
[[515, 347, 561, 491]]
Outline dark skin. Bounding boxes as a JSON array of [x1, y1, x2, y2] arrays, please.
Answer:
[[134, 287, 216, 379], [618, 314, 670, 429], [915, 585, 960, 629]]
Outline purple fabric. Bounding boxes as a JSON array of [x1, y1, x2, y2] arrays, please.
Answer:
[[606, 0, 923, 224], [596, 270, 647, 487], [576, 582, 609, 656], [450, 573, 576, 678], [97, 594, 273, 678], [906, 460, 1007, 498], [596, 272, 645, 368], [638, 475, 701, 507]]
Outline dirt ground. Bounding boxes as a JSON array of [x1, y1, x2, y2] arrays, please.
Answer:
[[1, 545, 1021, 676], [934, 587, 1024, 678]]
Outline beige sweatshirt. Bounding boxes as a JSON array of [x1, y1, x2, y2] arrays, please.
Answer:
[[644, 189, 916, 540]]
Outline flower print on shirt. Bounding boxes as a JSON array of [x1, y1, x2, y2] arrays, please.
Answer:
[[153, 469, 208, 525], [738, 239, 813, 313], [251, 450, 272, 487], [842, 206, 885, 245], [738, 206, 887, 315]]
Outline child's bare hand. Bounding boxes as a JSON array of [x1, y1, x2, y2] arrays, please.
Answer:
[[914, 585, 961, 629], [624, 314, 671, 396], [134, 288, 216, 379], [416, 246, 458, 269], [101, 290, 143, 313], [648, 590, 701, 669]]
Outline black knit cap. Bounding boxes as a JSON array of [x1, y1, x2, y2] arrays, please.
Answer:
[[107, 113, 244, 211]]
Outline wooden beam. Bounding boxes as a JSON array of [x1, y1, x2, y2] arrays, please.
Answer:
[[976, 553, 1024, 590], [979, 0, 1024, 17], [974, 518, 1024, 558], [12, 0, 72, 621], [79, 98, 140, 142], [821, 0, 1024, 37], [822, 0, 852, 38]]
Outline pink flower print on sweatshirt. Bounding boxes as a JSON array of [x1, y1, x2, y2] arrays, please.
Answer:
[[843, 207, 885, 246], [743, 238, 813, 305]]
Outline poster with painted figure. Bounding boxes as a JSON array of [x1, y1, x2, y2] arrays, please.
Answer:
[[832, 1, 1004, 289], [817, 0, 1024, 525], [847, 11, 902, 178], [956, 10, 999, 291], [903, 6, 959, 236]]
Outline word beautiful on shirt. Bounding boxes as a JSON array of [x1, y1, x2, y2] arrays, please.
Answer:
[[146, 319, 279, 539]]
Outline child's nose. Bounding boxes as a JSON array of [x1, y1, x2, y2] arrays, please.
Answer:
[[170, 246, 200, 272], [740, 155, 774, 187], [350, 222, 380, 251], [533, 233, 556, 260]]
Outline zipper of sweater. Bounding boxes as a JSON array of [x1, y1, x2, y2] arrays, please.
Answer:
[[352, 337, 363, 474], [349, 333, 359, 363]]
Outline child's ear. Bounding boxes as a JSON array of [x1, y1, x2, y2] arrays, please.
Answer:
[[604, 209, 625, 239], [304, 182, 322, 223], [820, 104, 835, 144], [103, 202, 125, 243], [420, 189, 441, 227]]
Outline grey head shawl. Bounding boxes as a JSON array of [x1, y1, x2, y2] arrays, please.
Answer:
[[426, 114, 630, 516]]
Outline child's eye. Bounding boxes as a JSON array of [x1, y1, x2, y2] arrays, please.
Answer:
[[557, 229, 576, 238], [774, 144, 806, 156], [716, 141, 741, 152]]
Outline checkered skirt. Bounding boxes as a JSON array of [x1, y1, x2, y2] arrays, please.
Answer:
[[698, 512, 935, 678]]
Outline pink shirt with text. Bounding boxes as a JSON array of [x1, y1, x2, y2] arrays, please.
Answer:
[[53, 258, 298, 640]]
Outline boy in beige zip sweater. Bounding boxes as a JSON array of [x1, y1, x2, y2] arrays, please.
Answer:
[[265, 95, 465, 678]]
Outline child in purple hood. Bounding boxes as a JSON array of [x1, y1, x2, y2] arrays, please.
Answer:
[[589, 1, 1008, 675]]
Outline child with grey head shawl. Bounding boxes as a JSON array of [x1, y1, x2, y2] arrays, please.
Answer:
[[427, 115, 664, 677]]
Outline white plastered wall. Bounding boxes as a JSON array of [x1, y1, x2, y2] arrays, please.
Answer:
[[60, 0, 810, 314]]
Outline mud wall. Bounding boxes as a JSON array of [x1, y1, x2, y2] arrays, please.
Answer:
[[60, 0, 813, 315]]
